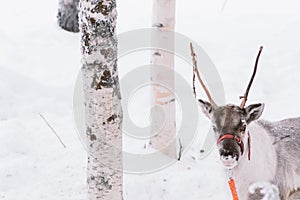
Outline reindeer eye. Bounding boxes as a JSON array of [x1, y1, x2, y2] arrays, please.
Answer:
[[212, 125, 218, 132], [241, 124, 247, 132]]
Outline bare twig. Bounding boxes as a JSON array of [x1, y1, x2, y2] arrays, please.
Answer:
[[240, 46, 263, 108], [190, 43, 218, 108], [193, 62, 197, 98], [177, 138, 183, 161], [39, 113, 67, 148]]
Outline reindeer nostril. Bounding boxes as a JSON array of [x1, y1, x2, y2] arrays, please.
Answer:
[[220, 149, 231, 157], [220, 149, 239, 159]]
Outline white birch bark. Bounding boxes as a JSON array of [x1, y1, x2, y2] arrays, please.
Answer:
[[150, 0, 177, 158], [79, 0, 122, 199], [58, 0, 80, 32]]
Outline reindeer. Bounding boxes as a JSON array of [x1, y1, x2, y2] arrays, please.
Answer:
[[190, 44, 300, 200]]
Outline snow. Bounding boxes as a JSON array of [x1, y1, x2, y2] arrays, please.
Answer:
[[1, 0, 300, 200]]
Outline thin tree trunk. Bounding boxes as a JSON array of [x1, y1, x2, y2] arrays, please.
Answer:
[[58, 0, 79, 32], [150, 0, 176, 158], [79, 0, 122, 199]]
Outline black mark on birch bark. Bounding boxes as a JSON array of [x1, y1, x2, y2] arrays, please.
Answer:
[[90, 17, 96, 25], [107, 114, 117, 123], [154, 51, 161, 56], [91, 73, 100, 90], [153, 22, 164, 28], [86, 126, 92, 135], [97, 20, 114, 37], [82, 27, 91, 53], [91, 1, 114, 16], [91, 69, 113, 90], [88, 175, 112, 191], [99, 176, 112, 190], [99, 70, 113, 88], [100, 48, 113, 59], [90, 134, 97, 141]]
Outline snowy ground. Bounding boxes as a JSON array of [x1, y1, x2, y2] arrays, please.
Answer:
[[1, 0, 300, 199]]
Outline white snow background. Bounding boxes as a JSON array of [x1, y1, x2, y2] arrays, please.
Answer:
[[1, 0, 300, 199]]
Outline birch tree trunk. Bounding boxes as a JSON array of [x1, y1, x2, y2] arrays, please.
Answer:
[[150, 0, 177, 158], [79, 0, 122, 199], [57, 0, 79, 32]]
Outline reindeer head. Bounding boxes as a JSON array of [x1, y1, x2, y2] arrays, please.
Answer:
[[190, 44, 264, 169], [199, 100, 264, 168]]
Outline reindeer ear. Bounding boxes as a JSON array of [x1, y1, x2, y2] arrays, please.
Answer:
[[245, 103, 265, 123], [198, 99, 215, 119]]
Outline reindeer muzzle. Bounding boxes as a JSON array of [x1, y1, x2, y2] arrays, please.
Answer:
[[217, 134, 245, 156]]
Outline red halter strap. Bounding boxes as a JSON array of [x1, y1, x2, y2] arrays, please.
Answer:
[[217, 134, 245, 155], [247, 131, 251, 160], [217, 132, 251, 160]]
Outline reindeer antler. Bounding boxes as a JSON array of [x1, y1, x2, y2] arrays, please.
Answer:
[[190, 43, 218, 108], [240, 46, 263, 108]]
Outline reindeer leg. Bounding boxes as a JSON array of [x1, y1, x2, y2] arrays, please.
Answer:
[[247, 181, 280, 200], [248, 187, 265, 200]]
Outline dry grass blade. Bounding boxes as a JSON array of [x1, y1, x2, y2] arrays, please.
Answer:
[[39, 113, 67, 148]]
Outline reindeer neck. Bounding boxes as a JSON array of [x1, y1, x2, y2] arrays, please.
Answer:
[[231, 121, 277, 199]]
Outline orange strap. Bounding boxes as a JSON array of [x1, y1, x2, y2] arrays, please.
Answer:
[[228, 178, 239, 200]]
